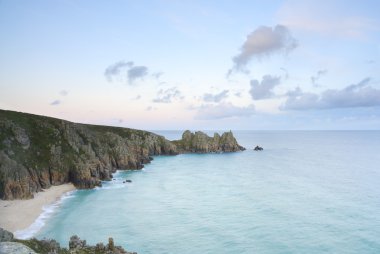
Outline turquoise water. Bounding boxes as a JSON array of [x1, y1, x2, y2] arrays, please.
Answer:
[[36, 131, 380, 253]]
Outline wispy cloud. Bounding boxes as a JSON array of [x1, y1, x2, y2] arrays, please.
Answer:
[[281, 78, 380, 110], [250, 75, 281, 100], [60, 90, 68, 96], [104, 61, 149, 84], [127, 66, 148, 83], [203, 90, 229, 102], [104, 61, 133, 82], [152, 72, 164, 79], [50, 100, 61, 106], [153, 87, 184, 103], [194, 103, 255, 120], [229, 25, 297, 74], [310, 69, 327, 87]]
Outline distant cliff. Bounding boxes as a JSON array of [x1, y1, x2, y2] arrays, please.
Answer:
[[172, 130, 245, 153], [0, 110, 244, 200]]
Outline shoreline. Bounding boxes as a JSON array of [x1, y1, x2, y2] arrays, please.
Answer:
[[0, 183, 76, 236]]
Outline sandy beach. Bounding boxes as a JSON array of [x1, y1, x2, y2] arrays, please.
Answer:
[[0, 183, 75, 233]]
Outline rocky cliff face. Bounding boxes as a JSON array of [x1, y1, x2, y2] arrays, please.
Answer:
[[0, 110, 245, 200], [173, 130, 245, 153], [0, 110, 177, 200]]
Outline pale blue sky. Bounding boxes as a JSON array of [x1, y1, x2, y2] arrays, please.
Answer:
[[1, 0, 379, 130]]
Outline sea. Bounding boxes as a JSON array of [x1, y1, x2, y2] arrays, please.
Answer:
[[17, 131, 380, 253]]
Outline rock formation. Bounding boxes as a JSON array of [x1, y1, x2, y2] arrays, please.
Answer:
[[0, 110, 177, 200], [172, 130, 245, 153], [254, 145, 263, 151], [0, 110, 245, 200], [0, 228, 136, 254]]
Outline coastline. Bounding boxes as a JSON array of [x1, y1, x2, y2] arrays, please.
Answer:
[[0, 183, 75, 236]]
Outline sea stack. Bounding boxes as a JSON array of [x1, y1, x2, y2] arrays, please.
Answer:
[[172, 130, 245, 153]]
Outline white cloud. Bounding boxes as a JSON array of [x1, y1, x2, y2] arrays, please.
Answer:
[[153, 87, 184, 103], [203, 90, 229, 102], [250, 75, 281, 100], [104, 61, 149, 84], [281, 78, 380, 110], [229, 24, 297, 74]]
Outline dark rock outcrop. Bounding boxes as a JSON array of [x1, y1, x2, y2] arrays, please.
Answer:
[[172, 130, 245, 153], [254, 146, 263, 151]]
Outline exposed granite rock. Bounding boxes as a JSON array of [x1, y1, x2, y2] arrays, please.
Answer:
[[0, 228, 13, 242], [254, 145, 263, 151], [0, 110, 177, 200], [172, 130, 245, 153]]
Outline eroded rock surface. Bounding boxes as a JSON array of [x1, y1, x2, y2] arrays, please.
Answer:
[[173, 130, 245, 153]]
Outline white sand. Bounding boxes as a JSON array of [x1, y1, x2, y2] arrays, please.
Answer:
[[0, 183, 75, 233]]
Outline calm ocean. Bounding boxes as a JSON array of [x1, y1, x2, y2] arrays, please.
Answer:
[[32, 131, 380, 253]]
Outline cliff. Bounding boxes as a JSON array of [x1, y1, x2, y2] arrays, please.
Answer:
[[0, 110, 244, 200], [172, 130, 245, 153], [0, 110, 176, 200]]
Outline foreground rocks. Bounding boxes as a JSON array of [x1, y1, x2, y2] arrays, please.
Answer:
[[0, 227, 136, 254], [0, 110, 245, 200]]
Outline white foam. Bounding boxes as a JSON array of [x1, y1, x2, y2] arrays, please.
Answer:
[[14, 190, 76, 239]]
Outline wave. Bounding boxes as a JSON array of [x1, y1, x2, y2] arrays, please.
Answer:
[[14, 190, 76, 239]]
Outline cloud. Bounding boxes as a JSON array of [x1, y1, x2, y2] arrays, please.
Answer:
[[194, 103, 255, 120], [281, 78, 380, 110], [280, 67, 289, 79], [50, 100, 61, 106], [152, 72, 164, 79], [229, 25, 297, 73], [104, 61, 149, 84], [60, 90, 68, 96], [146, 106, 157, 111], [311, 69, 327, 87], [250, 75, 281, 100], [127, 66, 148, 83], [104, 61, 133, 82], [203, 90, 229, 102], [153, 87, 184, 103], [132, 95, 141, 100]]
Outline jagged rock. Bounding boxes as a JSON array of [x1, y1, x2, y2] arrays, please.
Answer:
[[0, 228, 13, 242], [10, 235, 137, 254], [172, 130, 245, 153], [125, 179, 132, 183], [69, 235, 86, 249], [254, 146, 263, 151], [108, 237, 115, 251]]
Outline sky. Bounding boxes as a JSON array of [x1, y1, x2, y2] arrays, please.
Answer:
[[0, 0, 380, 130]]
